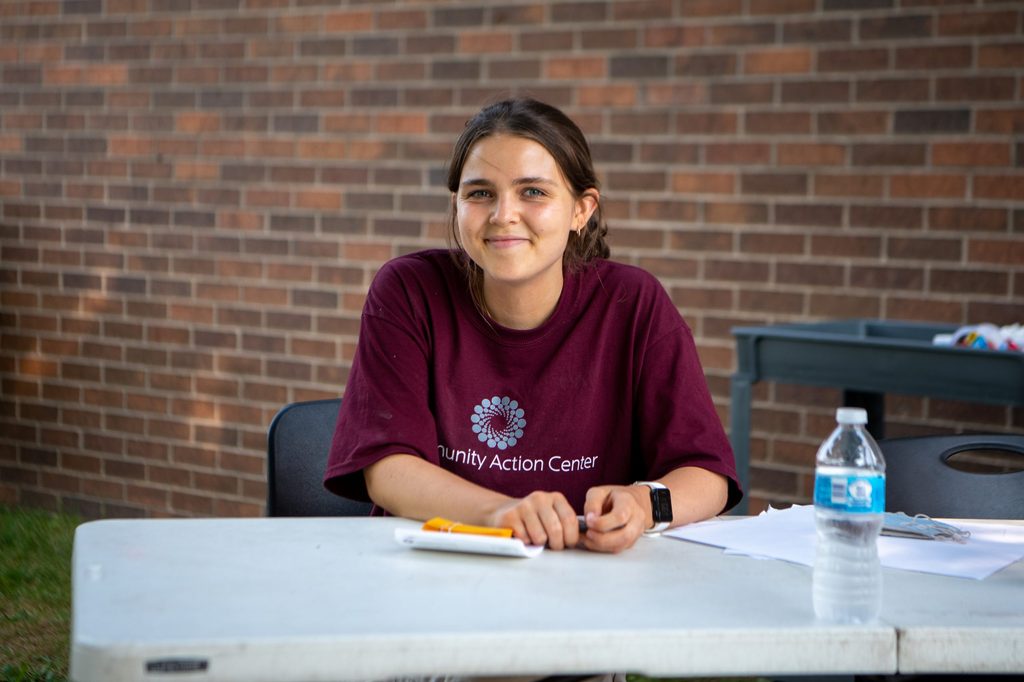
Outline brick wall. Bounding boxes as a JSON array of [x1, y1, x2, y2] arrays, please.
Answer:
[[2, 0, 1022, 518]]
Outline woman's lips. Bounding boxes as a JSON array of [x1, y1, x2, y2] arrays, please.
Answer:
[[486, 236, 529, 249]]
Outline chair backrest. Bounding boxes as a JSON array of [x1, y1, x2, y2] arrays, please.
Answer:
[[880, 433, 1024, 519], [266, 398, 373, 517]]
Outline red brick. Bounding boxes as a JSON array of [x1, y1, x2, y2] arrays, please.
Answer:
[[974, 176, 1024, 201], [889, 237, 963, 262], [545, 56, 606, 80], [932, 268, 1010, 295], [705, 201, 770, 225], [672, 172, 736, 195], [710, 81, 775, 104], [979, 43, 1024, 69], [776, 262, 844, 287], [740, 232, 806, 255], [976, 109, 1024, 134], [676, 53, 736, 79], [933, 142, 1012, 167], [938, 11, 1019, 37], [741, 172, 807, 195], [778, 144, 844, 166], [645, 25, 706, 48], [744, 48, 813, 75], [895, 43, 971, 72], [706, 143, 771, 165], [851, 265, 926, 290], [777, 3, 837, 23], [323, 10, 373, 32], [171, 491, 214, 516], [576, 85, 636, 107], [852, 144, 926, 167], [776, 203, 843, 228], [745, 111, 812, 135], [458, 30, 515, 54], [295, 190, 342, 211], [709, 22, 776, 46], [739, 289, 805, 314], [608, 226, 665, 250], [645, 83, 705, 106], [851, 205, 924, 230], [937, 76, 1015, 102], [968, 239, 1024, 265], [41, 472, 81, 495], [816, 46, 888, 73], [856, 78, 930, 103], [929, 207, 1008, 233], [706, 258, 771, 282], [890, 174, 967, 199], [888, 296, 964, 323]]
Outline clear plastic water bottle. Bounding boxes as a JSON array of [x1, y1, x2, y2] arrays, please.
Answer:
[[812, 407, 886, 624]]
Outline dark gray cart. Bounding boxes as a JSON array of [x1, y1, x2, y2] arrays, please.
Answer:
[[730, 319, 1024, 512]]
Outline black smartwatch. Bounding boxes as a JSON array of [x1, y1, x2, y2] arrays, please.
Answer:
[[634, 481, 672, 535]]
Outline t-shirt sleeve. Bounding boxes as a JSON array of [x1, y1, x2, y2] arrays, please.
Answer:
[[634, 305, 743, 513], [323, 263, 441, 502]]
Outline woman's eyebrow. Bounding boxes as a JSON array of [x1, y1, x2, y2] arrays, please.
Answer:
[[513, 176, 557, 187], [460, 176, 557, 188]]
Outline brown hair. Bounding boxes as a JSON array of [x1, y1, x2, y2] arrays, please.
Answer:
[[445, 98, 610, 309]]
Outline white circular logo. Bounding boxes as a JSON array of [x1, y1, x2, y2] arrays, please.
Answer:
[[848, 479, 873, 504], [470, 396, 526, 451]]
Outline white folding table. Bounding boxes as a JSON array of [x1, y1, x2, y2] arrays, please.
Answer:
[[68, 516, 1019, 681]]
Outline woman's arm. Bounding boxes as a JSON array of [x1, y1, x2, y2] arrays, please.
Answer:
[[364, 454, 582, 550], [656, 465, 730, 527], [581, 466, 728, 554]]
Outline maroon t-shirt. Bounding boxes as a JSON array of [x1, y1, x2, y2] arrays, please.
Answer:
[[325, 249, 742, 513]]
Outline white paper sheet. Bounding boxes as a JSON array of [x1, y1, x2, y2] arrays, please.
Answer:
[[665, 505, 1024, 580]]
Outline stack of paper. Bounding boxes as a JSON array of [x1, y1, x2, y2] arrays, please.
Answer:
[[665, 505, 1024, 580]]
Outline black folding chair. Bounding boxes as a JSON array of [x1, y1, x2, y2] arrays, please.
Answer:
[[266, 398, 373, 517], [880, 433, 1024, 519]]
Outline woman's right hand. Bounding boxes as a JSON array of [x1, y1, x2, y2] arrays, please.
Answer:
[[488, 491, 580, 550]]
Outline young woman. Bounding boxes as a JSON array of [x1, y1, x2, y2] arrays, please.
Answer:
[[324, 98, 741, 553]]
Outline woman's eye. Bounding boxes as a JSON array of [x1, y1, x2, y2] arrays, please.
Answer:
[[465, 189, 490, 199], [523, 187, 545, 198]]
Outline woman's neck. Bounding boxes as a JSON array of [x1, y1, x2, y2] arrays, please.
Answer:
[[482, 275, 564, 330]]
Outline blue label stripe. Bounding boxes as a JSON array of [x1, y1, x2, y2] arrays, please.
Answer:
[[813, 473, 885, 513]]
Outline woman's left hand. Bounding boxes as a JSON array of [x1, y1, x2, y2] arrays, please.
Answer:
[[579, 485, 650, 553]]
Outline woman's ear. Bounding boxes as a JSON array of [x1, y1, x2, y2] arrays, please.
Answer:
[[573, 188, 599, 231]]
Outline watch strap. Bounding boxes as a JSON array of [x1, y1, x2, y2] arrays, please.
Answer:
[[633, 480, 672, 535]]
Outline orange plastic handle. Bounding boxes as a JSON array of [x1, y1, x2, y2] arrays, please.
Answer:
[[422, 517, 514, 538]]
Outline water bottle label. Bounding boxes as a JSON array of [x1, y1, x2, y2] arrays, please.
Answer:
[[814, 473, 885, 513]]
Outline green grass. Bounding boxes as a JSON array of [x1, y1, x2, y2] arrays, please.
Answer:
[[0, 505, 765, 682], [1, 505, 79, 682]]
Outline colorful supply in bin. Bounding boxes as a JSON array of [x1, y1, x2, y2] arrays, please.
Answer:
[[933, 323, 1023, 352]]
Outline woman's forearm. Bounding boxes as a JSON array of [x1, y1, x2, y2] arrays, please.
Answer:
[[364, 454, 515, 525], [658, 466, 730, 529]]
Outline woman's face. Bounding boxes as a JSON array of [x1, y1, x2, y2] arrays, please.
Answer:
[[455, 134, 596, 300]]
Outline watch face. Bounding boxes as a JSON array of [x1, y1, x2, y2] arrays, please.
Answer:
[[651, 488, 673, 523]]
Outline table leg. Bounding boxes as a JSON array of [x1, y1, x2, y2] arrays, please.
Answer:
[[730, 374, 752, 514]]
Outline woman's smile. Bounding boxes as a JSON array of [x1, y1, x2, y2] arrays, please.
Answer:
[[485, 235, 531, 249]]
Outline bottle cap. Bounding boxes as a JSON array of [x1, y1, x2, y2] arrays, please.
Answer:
[[836, 407, 868, 425]]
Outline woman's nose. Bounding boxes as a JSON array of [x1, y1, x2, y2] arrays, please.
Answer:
[[489, 195, 519, 225]]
